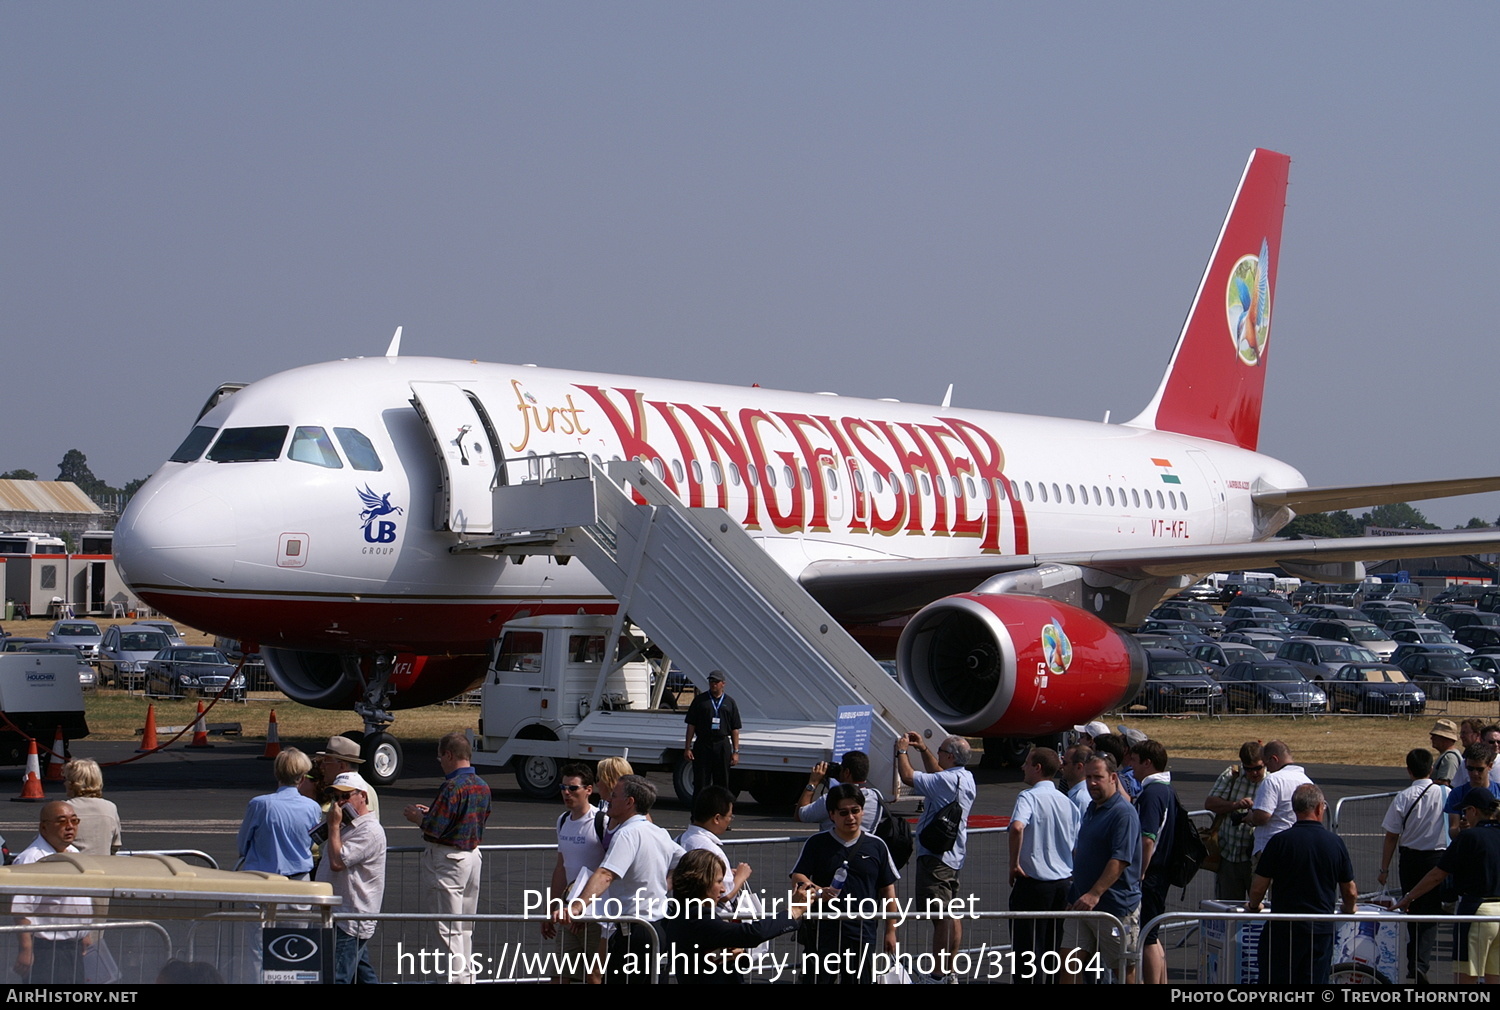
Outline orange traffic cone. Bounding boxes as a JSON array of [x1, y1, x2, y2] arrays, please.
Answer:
[[137, 705, 160, 753], [44, 726, 66, 781], [259, 709, 281, 760], [187, 702, 213, 749], [13, 740, 45, 801]]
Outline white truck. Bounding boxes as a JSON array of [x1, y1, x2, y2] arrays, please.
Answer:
[[470, 614, 883, 807]]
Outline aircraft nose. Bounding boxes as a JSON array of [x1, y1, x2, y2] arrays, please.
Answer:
[[115, 473, 238, 593]]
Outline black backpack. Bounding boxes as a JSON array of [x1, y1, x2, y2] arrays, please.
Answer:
[[870, 793, 914, 869], [1165, 797, 1208, 888]]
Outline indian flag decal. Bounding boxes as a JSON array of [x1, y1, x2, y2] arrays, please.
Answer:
[[1151, 458, 1182, 485]]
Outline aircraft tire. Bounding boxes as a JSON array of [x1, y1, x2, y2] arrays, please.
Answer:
[[362, 731, 403, 786], [672, 756, 696, 806]]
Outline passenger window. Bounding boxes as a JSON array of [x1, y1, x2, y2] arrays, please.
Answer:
[[710, 461, 723, 485], [766, 466, 777, 488], [672, 459, 685, 483], [208, 426, 288, 462], [690, 460, 703, 484], [289, 427, 343, 468], [934, 474, 947, 496], [1106, 487, 1115, 507], [871, 471, 884, 493], [1024, 481, 1034, 502], [968, 477, 978, 499], [1066, 484, 1075, 505], [1039, 483, 1048, 503], [1131, 489, 1140, 508], [1052, 483, 1061, 503], [169, 425, 218, 463]]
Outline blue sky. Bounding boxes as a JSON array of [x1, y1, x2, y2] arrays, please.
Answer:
[[5, 3, 1497, 525]]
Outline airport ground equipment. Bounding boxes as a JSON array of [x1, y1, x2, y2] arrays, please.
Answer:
[[463, 455, 947, 805], [0, 653, 88, 764]]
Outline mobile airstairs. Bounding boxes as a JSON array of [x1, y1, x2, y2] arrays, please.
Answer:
[[460, 453, 946, 806]]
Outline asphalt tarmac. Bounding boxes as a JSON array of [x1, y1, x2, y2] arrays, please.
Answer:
[[0, 737, 1413, 869]]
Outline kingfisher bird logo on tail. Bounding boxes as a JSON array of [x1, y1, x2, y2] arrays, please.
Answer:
[[1127, 148, 1291, 451]]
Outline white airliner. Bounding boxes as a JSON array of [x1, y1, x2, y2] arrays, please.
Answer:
[[115, 148, 1500, 782]]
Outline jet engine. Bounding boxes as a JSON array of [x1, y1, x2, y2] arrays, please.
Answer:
[[897, 593, 1146, 736], [261, 648, 488, 709]]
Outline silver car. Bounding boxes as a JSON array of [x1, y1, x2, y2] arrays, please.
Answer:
[[46, 620, 103, 660], [96, 625, 172, 689]]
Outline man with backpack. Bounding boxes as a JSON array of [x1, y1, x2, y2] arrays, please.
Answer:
[[898, 732, 976, 983]]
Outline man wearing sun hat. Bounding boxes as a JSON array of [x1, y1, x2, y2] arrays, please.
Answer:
[[315, 736, 381, 818], [315, 771, 387, 984]]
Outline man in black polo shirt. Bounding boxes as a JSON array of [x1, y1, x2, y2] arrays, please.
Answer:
[[684, 671, 741, 794], [1245, 784, 1356, 984]]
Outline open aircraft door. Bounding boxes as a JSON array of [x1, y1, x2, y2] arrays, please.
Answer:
[[410, 381, 503, 534]]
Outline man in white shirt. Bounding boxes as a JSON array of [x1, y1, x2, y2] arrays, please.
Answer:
[[1378, 748, 1447, 984], [12, 801, 92, 984], [561, 775, 684, 984], [793, 751, 880, 832], [1007, 747, 1079, 981], [676, 784, 752, 909], [1249, 740, 1313, 859], [543, 762, 606, 983], [314, 772, 387, 984]]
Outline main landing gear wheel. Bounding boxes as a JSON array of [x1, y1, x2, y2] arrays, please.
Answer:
[[362, 732, 403, 786]]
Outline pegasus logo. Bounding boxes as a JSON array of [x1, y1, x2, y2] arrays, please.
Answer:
[[358, 485, 404, 544]]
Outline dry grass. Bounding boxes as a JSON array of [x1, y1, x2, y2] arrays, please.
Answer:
[[1109, 711, 1476, 766], [77, 691, 479, 744]]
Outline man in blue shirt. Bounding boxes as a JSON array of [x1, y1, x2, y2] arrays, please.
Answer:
[[1008, 747, 1079, 982], [1445, 744, 1500, 839], [1068, 754, 1142, 983], [899, 731, 976, 982], [238, 748, 321, 877]]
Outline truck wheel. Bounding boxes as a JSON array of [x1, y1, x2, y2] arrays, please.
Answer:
[[362, 732, 403, 786], [672, 756, 696, 806], [516, 753, 563, 800]]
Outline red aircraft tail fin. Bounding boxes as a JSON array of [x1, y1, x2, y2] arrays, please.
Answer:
[[1127, 148, 1291, 451]]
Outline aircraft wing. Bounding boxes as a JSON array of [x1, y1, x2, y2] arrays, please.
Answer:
[[799, 530, 1500, 621], [1252, 476, 1500, 514]]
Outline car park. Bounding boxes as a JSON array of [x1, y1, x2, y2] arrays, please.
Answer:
[[95, 625, 172, 689], [1396, 653, 1499, 701], [1140, 649, 1223, 714], [1322, 663, 1426, 714], [143, 647, 246, 702], [46, 621, 103, 661], [1219, 659, 1328, 714]]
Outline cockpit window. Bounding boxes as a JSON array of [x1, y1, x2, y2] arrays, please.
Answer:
[[289, 426, 343, 469], [334, 428, 383, 471], [207, 426, 289, 462], [169, 426, 218, 463]]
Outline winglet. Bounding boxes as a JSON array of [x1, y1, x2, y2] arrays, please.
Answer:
[[1126, 149, 1291, 451], [385, 326, 403, 358]]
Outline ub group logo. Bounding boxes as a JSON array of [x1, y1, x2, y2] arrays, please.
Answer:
[[1225, 237, 1271, 366], [1041, 619, 1073, 676], [358, 485, 404, 545]]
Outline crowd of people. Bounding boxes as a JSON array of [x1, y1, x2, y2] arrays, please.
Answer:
[[10, 711, 1500, 986]]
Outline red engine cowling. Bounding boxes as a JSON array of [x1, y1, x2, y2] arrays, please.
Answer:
[[262, 649, 488, 709], [896, 593, 1146, 736]]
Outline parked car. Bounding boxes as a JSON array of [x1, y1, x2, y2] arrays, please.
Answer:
[[143, 647, 247, 702], [1276, 639, 1379, 680], [1140, 649, 1223, 714], [1302, 619, 1397, 660], [1322, 663, 1426, 714], [136, 621, 188, 647], [1220, 660, 1328, 714], [46, 621, 103, 661], [96, 625, 172, 688], [1190, 641, 1268, 671], [1396, 653, 1499, 701]]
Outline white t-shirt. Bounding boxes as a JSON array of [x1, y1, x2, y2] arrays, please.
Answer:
[[557, 804, 605, 884], [1380, 779, 1447, 852], [600, 815, 684, 921], [677, 823, 735, 894], [1252, 764, 1313, 854]]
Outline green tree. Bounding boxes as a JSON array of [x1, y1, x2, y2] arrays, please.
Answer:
[[0, 468, 38, 480], [1282, 510, 1362, 538], [55, 449, 115, 506], [1361, 502, 1437, 530]]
